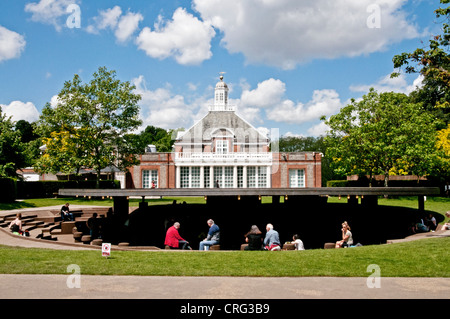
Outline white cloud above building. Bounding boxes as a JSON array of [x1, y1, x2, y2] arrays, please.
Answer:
[[25, 0, 81, 31], [193, 0, 420, 69], [136, 8, 215, 65], [0, 26, 26, 63]]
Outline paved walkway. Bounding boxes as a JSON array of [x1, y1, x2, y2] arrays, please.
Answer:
[[1, 206, 449, 300], [0, 274, 448, 299]]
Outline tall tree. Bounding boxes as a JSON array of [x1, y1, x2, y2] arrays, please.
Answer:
[[323, 90, 439, 186], [139, 125, 174, 152], [392, 0, 450, 125], [36, 67, 143, 186], [0, 108, 27, 178]]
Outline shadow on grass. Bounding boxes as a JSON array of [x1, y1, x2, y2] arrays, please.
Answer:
[[0, 201, 37, 211]]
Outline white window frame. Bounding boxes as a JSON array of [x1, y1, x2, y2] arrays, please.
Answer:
[[143, 170, 158, 188], [289, 169, 305, 188], [216, 140, 228, 154]]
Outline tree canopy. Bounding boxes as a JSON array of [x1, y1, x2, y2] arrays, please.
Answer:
[[35, 67, 143, 186], [0, 108, 27, 178], [322, 90, 439, 186]]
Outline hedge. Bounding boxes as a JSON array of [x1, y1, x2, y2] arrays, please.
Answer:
[[16, 180, 120, 199], [327, 179, 443, 189], [0, 178, 17, 203]]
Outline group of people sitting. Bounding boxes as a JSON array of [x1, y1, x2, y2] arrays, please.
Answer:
[[164, 219, 306, 251], [243, 224, 305, 251], [411, 213, 439, 234]]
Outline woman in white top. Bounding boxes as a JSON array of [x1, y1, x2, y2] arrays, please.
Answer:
[[292, 234, 305, 250], [9, 213, 23, 234], [335, 221, 353, 248]]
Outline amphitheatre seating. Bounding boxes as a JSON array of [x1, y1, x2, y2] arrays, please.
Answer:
[[81, 235, 92, 244], [60, 221, 76, 234], [73, 231, 83, 242], [209, 244, 220, 250], [324, 243, 335, 249], [90, 238, 103, 246], [282, 243, 295, 250]]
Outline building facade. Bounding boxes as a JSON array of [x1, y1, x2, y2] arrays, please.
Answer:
[[128, 75, 322, 189]]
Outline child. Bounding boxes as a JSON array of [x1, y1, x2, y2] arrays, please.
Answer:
[[292, 234, 305, 250]]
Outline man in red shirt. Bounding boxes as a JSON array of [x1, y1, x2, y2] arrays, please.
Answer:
[[164, 222, 191, 249]]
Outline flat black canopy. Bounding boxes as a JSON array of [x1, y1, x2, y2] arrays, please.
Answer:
[[59, 187, 440, 198]]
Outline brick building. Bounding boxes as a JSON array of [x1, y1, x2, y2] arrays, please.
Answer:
[[128, 75, 321, 189]]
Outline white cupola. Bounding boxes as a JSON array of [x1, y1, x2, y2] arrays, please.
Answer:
[[209, 73, 235, 112]]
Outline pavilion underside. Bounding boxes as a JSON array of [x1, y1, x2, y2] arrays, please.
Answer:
[[59, 187, 440, 198]]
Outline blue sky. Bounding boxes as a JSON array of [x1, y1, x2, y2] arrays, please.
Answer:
[[0, 0, 442, 138]]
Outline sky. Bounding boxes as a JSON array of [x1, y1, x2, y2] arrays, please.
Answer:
[[0, 0, 443, 138]]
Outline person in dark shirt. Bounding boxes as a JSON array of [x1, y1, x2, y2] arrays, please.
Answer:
[[244, 225, 263, 250], [60, 203, 74, 221]]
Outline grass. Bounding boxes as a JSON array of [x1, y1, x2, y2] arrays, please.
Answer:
[[0, 196, 206, 210], [1, 196, 449, 277], [0, 237, 448, 277]]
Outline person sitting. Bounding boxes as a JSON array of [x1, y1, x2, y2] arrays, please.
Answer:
[[244, 225, 263, 250], [263, 223, 281, 251], [9, 213, 23, 234], [199, 219, 220, 251], [415, 220, 429, 233], [336, 221, 353, 248], [60, 203, 74, 221], [165, 222, 191, 250], [442, 211, 450, 230], [292, 234, 305, 250], [426, 213, 437, 231]]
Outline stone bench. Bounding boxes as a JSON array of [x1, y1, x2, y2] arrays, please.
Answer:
[[209, 244, 220, 250], [60, 221, 76, 234], [81, 235, 92, 244], [91, 238, 103, 246], [282, 243, 295, 250], [73, 231, 83, 242]]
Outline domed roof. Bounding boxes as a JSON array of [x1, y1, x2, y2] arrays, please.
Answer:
[[215, 75, 228, 89]]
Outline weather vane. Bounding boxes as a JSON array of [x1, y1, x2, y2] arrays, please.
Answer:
[[219, 71, 226, 80]]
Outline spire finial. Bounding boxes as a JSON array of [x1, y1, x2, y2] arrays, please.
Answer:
[[219, 71, 226, 81]]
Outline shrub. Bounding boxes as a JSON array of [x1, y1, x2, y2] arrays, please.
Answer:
[[0, 178, 17, 203]]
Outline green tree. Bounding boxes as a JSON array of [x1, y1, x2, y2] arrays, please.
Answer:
[[36, 67, 143, 187], [392, 0, 450, 125], [139, 125, 174, 152], [0, 108, 27, 178], [323, 90, 439, 186]]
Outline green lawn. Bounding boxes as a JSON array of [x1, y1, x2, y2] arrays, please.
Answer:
[[0, 196, 206, 211], [0, 237, 448, 277], [1, 196, 448, 277]]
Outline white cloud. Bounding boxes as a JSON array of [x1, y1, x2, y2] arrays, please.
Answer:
[[133, 75, 196, 130], [193, 0, 420, 69], [86, 6, 122, 33], [240, 78, 286, 108], [25, 0, 80, 31], [350, 73, 424, 95], [307, 122, 329, 137], [136, 8, 215, 65], [87, 6, 143, 43], [115, 11, 143, 43], [238, 78, 342, 125], [1, 101, 40, 122], [0, 26, 26, 62]]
